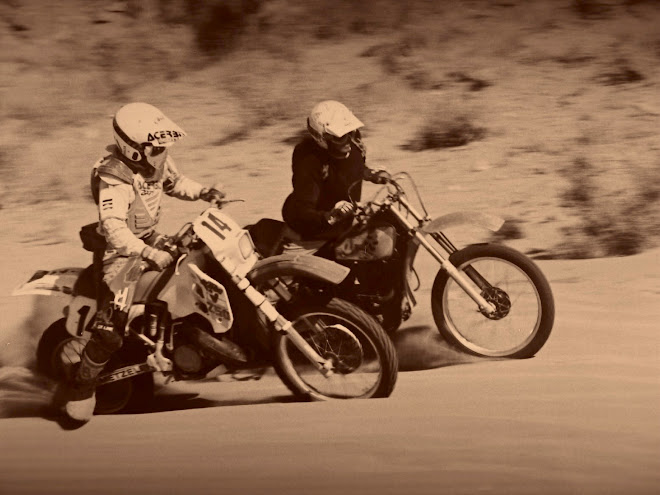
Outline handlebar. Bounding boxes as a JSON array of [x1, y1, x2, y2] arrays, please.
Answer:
[[210, 198, 244, 209], [164, 198, 245, 252], [348, 171, 429, 221], [144, 197, 244, 270]]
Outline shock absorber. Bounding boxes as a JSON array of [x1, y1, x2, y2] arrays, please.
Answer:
[[144, 301, 172, 371]]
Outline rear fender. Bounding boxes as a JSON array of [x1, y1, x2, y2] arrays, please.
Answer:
[[422, 211, 505, 234], [12, 268, 85, 298], [247, 254, 350, 286]]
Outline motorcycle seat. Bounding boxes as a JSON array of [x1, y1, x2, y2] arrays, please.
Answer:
[[72, 265, 97, 299], [246, 218, 293, 257]]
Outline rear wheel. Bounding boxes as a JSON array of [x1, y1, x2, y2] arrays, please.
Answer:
[[36, 319, 85, 379], [431, 243, 554, 358], [94, 343, 154, 414], [273, 298, 398, 400], [36, 319, 154, 414]]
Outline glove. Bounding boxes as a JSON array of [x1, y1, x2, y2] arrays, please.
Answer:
[[142, 246, 174, 271], [367, 167, 391, 185], [326, 200, 355, 225], [200, 182, 226, 203]]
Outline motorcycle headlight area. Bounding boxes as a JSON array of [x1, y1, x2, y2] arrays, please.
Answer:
[[238, 232, 256, 259]]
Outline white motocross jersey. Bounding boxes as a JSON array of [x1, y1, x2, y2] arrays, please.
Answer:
[[92, 148, 204, 256]]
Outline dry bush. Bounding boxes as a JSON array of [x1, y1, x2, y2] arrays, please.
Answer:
[[553, 157, 660, 257], [596, 58, 645, 86], [559, 157, 596, 207], [492, 219, 524, 241], [571, 0, 613, 19], [189, 1, 256, 56], [402, 102, 487, 151]]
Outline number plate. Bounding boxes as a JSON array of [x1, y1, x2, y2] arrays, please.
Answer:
[[193, 208, 258, 277]]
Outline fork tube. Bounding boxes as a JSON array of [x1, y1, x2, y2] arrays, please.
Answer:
[[217, 256, 334, 376], [397, 196, 490, 289], [430, 231, 458, 254], [388, 206, 496, 314], [397, 195, 427, 223]]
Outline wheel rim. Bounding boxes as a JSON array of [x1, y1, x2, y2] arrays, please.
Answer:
[[95, 379, 133, 415], [442, 257, 543, 357], [278, 311, 384, 399]]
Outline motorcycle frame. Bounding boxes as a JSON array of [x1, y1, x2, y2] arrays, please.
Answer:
[[14, 209, 351, 384], [108, 214, 340, 379], [192, 207, 338, 376], [383, 194, 497, 315]]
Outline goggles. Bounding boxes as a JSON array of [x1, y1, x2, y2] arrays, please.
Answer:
[[143, 143, 168, 158], [324, 131, 354, 146]]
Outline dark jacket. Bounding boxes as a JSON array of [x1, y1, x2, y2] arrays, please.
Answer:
[[282, 136, 369, 240]]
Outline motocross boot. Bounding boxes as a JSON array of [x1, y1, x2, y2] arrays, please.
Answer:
[[63, 351, 106, 422], [63, 317, 123, 423]]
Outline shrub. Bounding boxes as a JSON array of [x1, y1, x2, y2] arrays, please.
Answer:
[[402, 116, 486, 151], [556, 217, 646, 258], [559, 157, 595, 207], [192, 3, 248, 56], [572, 0, 612, 19], [448, 72, 491, 92], [553, 158, 660, 257], [492, 219, 524, 241], [596, 64, 644, 86]]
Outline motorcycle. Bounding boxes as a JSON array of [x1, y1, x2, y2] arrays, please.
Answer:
[[247, 172, 555, 359], [13, 199, 398, 415]]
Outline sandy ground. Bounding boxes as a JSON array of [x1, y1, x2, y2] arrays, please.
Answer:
[[1, 2, 660, 494], [0, 243, 658, 495]]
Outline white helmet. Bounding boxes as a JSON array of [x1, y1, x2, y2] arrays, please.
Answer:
[[112, 102, 187, 174], [307, 100, 363, 158]]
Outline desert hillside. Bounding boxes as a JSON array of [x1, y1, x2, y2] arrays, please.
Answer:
[[1, 0, 659, 261]]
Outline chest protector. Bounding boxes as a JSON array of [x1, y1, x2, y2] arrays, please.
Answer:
[[91, 155, 165, 235]]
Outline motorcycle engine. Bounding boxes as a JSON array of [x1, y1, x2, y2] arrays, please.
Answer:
[[170, 320, 224, 379], [172, 344, 204, 374], [335, 225, 396, 261]]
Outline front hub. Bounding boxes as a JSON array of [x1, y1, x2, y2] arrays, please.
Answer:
[[480, 287, 511, 320]]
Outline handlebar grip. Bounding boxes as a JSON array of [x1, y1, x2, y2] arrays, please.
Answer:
[[371, 171, 392, 185], [210, 198, 225, 209]]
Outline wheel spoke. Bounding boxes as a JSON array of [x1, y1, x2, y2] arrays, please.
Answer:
[[281, 312, 383, 399], [445, 258, 542, 356]]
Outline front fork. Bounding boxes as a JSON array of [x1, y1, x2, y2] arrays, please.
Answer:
[[215, 256, 335, 377], [390, 199, 497, 315]]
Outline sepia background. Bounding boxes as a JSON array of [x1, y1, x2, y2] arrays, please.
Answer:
[[1, 1, 659, 494]]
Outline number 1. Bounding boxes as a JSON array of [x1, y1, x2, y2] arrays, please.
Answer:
[[77, 305, 91, 336]]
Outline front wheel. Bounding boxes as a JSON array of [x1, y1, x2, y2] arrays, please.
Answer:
[[431, 243, 555, 358], [273, 298, 398, 400]]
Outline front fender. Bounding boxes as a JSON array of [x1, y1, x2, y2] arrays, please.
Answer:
[[247, 254, 350, 286], [422, 211, 504, 234]]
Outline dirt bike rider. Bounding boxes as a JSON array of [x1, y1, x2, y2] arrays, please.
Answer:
[[281, 100, 390, 252], [62, 102, 225, 423]]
